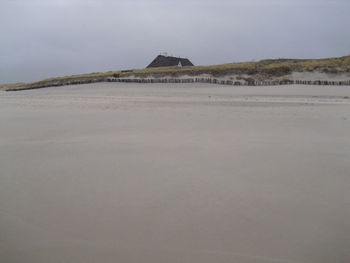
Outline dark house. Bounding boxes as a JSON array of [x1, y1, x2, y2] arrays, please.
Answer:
[[147, 55, 194, 68]]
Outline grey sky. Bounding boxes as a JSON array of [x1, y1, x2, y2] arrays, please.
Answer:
[[1, 0, 349, 83]]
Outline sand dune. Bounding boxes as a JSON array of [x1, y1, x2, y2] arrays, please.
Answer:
[[0, 83, 349, 263]]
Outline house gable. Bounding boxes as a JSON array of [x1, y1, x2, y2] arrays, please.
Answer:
[[146, 55, 194, 68]]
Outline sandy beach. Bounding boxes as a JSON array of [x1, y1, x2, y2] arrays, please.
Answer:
[[0, 83, 349, 263]]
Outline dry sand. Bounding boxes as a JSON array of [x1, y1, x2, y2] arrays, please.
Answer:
[[0, 83, 349, 263]]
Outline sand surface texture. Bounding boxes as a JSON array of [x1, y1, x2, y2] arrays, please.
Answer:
[[0, 83, 349, 263]]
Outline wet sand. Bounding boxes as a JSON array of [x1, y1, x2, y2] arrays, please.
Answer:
[[0, 83, 349, 263]]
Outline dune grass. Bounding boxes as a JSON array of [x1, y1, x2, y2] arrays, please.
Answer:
[[0, 82, 27, 90], [130, 55, 350, 76], [1, 55, 349, 90]]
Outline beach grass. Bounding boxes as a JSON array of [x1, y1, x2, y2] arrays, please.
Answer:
[[1, 55, 349, 90]]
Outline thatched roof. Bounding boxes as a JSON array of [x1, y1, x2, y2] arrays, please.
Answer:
[[147, 55, 194, 68]]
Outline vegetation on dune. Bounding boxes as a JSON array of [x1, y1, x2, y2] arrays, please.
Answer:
[[0, 82, 27, 90], [128, 55, 350, 77], [1, 55, 350, 90], [28, 71, 123, 85], [258, 56, 350, 73]]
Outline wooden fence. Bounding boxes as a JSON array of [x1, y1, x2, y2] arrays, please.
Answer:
[[106, 77, 350, 86], [7, 77, 350, 91]]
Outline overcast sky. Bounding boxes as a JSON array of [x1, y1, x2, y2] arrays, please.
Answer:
[[1, 0, 349, 83]]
